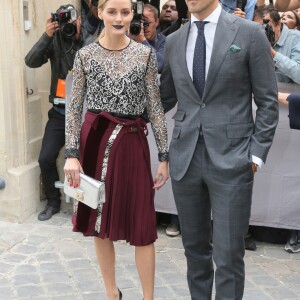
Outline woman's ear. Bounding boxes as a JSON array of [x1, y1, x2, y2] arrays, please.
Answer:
[[98, 8, 103, 20]]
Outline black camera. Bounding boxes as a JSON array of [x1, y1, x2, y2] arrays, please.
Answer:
[[51, 7, 78, 38], [236, 0, 247, 12], [91, 0, 99, 7], [130, 0, 144, 36], [263, 19, 275, 45]]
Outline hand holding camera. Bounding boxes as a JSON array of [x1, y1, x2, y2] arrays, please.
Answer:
[[46, 17, 59, 38]]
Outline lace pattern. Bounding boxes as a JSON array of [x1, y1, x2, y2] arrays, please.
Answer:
[[65, 40, 168, 159]]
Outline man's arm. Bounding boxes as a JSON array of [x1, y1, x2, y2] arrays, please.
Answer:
[[272, 41, 300, 84], [159, 37, 178, 114], [25, 17, 57, 68], [275, 0, 300, 11], [249, 24, 279, 163]]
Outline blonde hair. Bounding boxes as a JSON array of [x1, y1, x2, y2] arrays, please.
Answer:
[[97, 0, 132, 38]]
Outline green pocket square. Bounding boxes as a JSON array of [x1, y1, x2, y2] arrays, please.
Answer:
[[229, 44, 241, 53]]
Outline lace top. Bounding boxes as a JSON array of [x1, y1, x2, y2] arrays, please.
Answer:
[[65, 40, 168, 161]]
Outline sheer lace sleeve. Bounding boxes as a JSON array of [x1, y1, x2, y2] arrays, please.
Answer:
[[65, 51, 86, 158], [146, 49, 169, 161]]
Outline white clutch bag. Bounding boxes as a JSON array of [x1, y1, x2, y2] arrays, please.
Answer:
[[64, 173, 105, 209]]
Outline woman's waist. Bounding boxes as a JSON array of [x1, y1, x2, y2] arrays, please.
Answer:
[[87, 109, 141, 120]]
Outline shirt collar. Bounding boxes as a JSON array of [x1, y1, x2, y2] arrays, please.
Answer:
[[275, 24, 288, 47], [190, 4, 221, 24]]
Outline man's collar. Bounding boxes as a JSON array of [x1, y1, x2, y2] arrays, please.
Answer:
[[191, 4, 221, 24]]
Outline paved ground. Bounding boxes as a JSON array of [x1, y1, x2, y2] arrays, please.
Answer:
[[0, 202, 300, 300]]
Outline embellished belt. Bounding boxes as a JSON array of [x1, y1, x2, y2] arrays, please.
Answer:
[[87, 109, 140, 120]]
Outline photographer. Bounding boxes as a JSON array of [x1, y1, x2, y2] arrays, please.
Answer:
[[220, 0, 256, 20], [129, 3, 165, 73], [264, 8, 300, 84], [81, 0, 104, 45], [25, 4, 83, 221]]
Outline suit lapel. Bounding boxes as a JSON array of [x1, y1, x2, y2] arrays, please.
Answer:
[[176, 22, 201, 100], [203, 11, 239, 99]]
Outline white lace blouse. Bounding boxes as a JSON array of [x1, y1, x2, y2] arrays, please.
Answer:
[[65, 40, 168, 161]]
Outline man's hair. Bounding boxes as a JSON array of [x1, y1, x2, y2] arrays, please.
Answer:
[[56, 4, 75, 13], [267, 8, 281, 25], [144, 4, 159, 20]]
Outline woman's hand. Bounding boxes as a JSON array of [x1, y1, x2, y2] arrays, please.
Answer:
[[64, 158, 83, 188], [153, 161, 169, 190]]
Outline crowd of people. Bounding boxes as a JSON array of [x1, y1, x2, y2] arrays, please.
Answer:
[[24, 0, 300, 299]]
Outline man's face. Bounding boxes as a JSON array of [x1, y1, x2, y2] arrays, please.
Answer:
[[185, 0, 218, 19], [160, 1, 178, 23], [143, 8, 159, 41]]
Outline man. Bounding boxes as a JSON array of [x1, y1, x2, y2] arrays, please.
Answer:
[[264, 8, 300, 84], [25, 4, 83, 221], [220, 0, 256, 20], [130, 4, 165, 73], [159, 0, 278, 299], [158, 0, 178, 33]]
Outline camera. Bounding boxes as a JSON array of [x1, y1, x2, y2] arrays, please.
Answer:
[[51, 7, 78, 38], [130, 0, 144, 36], [91, 0, 99, 7], [236, 0, 247, 12], [263, 19, 275, 45]]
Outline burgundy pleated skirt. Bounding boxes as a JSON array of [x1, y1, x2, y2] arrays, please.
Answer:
[[72, 111, 157, 246]]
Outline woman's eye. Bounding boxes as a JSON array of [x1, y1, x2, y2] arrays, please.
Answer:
[[122, 11, 130, 16]]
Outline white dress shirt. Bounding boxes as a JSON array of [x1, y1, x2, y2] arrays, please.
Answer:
[[186, 4, 263, 167]]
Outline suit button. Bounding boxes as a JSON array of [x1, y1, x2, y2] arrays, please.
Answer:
[[200, 103, 206, 108]]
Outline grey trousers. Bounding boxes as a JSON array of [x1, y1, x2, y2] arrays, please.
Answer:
[[171, 137, 254, 300]]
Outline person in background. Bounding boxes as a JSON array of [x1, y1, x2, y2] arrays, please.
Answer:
[[264, 8, 300, 84], [252, 4, 270, 23], [81, 0, 105, 45], [64, 0, 169, 299], [281, 10, 300, 30], [129, 4, 165, 73], [219, 0, 256, 20], [25, 4, 83, 221], [278, 92, 300, 254], [157, 0, 178, 33]]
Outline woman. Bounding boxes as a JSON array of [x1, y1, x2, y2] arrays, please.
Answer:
[[64, 0, 169, 299], [281, 10, 300, 30]]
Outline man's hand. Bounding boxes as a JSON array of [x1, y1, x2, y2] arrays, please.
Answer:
[[45, 17, 59, 38], [233, 8, 246, 19], [278, 92, 290, 106], [271, 48, 277, 58], [252, 163, 258, 175]]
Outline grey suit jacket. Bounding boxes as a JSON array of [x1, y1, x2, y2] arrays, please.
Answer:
[[160, 11, 279, 181]]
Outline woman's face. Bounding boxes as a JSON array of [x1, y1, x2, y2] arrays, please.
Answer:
[[98, 0, 133, 36], [281, 11, 297, 29]]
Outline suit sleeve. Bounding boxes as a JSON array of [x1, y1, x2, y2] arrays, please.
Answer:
[[160, 37, 178, 113], [249, 25, 279, 163]]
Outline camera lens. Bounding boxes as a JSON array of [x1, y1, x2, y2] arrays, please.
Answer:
[[62, 23, 77, 38], [130, 20, 141, 36]]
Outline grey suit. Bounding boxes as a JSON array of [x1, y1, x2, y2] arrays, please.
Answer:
[[160, 10, 278, 300]]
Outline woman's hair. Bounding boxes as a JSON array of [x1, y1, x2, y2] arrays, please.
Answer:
[[97, 0, 133, 38], [282, 10, 300, 30]]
